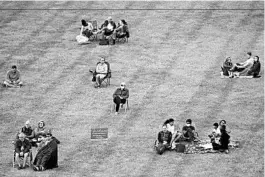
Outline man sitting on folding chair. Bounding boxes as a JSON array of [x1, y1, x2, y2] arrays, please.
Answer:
[[14, 133, 31, 170], [93, 57, 108, 88], [113, 82, 129, 115]]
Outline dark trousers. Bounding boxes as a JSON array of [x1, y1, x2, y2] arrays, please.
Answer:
[[156, 143, 170, 155], [113, 96, 126, 112]]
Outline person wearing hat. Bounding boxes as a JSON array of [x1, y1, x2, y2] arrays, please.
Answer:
[[14, 133, 31, 169], [113, 82, 129, 115], [3, 65, 23, 88]]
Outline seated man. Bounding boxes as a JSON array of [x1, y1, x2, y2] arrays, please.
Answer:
[[113, 82, 129, 115], [15, 120, 36, 147], [230, 52, 254, 76], [14, 133, 31, 170], [156, 124, 172, 155], [33, 132, 60, 171], [93, 57, 109, 88], [172, 119, 197, 143], [98, 17, 116, 40], [247, 56, 261, 77], [3, 65, 23, 88]]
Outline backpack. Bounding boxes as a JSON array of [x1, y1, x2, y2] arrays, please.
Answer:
[[99, 39, 109, 45]]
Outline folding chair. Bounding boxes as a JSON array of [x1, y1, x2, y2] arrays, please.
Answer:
[[12, 141, 33, 168], [88, 20, 98, 41], [111, 99, 129, 113], [100, 61, 111, 87]]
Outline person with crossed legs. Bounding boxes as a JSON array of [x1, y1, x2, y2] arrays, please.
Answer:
[[3, 65, 23, 88], [113, 82, 129, 115]]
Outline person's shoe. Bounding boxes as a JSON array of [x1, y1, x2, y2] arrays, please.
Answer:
[[33, 166, 39, 171], [225, 150, 229, 154], [17, 166, 22, 170], [89, 69, 94, 73]]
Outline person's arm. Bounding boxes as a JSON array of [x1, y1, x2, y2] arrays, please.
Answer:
[[15, 71, 21, 83], [14, 140, 20, 153], [102, 64, 108, 74], [80, 26, 84, 35], [122, 89, 129, 99], [157, 132, 162, 143], [168, 132, 172, 144], [113, 89, 119, 98], [27, 128, 35, 139]]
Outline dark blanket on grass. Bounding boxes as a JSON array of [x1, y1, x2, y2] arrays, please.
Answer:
[[176, 140, 240, 154], [33, 137, 60, 169]]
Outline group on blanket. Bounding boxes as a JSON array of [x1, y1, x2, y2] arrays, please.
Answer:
[[221, 52, 261, 78], [13, 120, 60, 171], [155, 119, 230, 155], [76, 16, 129, 45]]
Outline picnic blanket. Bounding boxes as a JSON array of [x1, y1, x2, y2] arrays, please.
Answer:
[[182, 140, 240, 154]]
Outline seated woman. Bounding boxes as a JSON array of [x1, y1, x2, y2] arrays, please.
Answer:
[[221, 57, 233, 77], [247, 56, 261, 78], [113, 19, 129, 40], [156, 124, 172, 155], [98, 17, 116, 40], [33, 132, 60, 171], [76, 19, 93, 44], [216, 120, 231, 136], [211, 125, 230, 153], [33, 120, 47, 142]]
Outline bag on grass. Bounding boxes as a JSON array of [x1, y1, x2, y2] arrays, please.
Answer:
[[99, 39, 109, 45], [76, 35, 89, 44]]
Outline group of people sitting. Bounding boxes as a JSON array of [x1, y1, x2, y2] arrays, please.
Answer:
[[13, 120, 60, 171], [156, 119, 230, 155], [76, 16, 129, 45], [221, 52, 261, 78]]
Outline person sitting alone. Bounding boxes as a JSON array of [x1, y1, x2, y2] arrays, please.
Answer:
[[211, 125, 230, 153], [93, 57, 108, 88], [113, 82, 129, 115], [33, 132, 60, 171], [230, 52, 254, 76], [156, 124, 172, 155], [76, 19, 93, 44], [3, 65, 23, 88], [221, 57, 233, 77], [98, 17, 116, 40], [247, 56, 261, 78], [14, 133, 31, 170], [113, 19, 129, 40]]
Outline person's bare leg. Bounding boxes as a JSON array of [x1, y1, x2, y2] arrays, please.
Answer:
[[15, 153, 21, 168], [22, 153, 28, 168]]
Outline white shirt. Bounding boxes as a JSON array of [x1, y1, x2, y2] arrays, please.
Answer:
[[107, 23, 114, 30]]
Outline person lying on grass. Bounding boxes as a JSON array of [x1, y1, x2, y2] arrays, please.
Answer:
[[113, 82, 129, 115], [156, 124, 172, 155], [33, 132, 60, 171], [14, 133, 31, 170], [3, 65, 23, 88], [229, 52, 254, 77], [211, 125, 230, 154], [246, 56, 261, 78]]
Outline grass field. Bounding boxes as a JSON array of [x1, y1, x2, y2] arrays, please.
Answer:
[[0, 1, 264, 177]]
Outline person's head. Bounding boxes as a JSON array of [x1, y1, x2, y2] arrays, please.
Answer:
[[25, 120, 30, 128], [186, 119, 192, 125], [38, 120, 45, 128], [11, 65, 17, 72], [18, 133, 26, 142], [120, 82, 126, 89], [46, 131, 52, 141], [254, 56, 259, 62], [162, 124, 167, 132], [81, 19, 87, 26], [107, 16, 113, 23], [225, 57, 231, 63], [219, 120, 226, 126], [168, 118, 174, 126], [247, 52, 252, 59], [99, 57, 105, 64], [213, 123, 219, 129], [120, 19, 127, 26], [182, 126, 188, 134]]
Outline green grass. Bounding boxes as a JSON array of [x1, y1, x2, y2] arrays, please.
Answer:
[[0, 1, 264, 177]]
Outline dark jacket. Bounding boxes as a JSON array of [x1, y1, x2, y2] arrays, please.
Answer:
[[247, 61, 261, 76], [158, 130, 172, 144], [220, 131, 230, 150], [15, 139, 31, 153], [113, 88, 129, 99], [21, 126, 34, 139], [100, 21, 116, 31]]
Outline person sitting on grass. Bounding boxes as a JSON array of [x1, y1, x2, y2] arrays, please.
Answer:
[[221, 57, 233, 77], [93, 57, 108, 88], [76, 19, 93, 44], [216, 120, 231, 136], [33, 131, 60, 171], [156, 124, 172, 155], [3, 65, 23, 88], [229, 52, 254, 76], [98, 17, 116, 40], [247, 56, 261, 78], [211, 125, 230, 153], [113, 82, 129, 115], [14, 133, 31, 170], [208, 122, 219, 143]]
